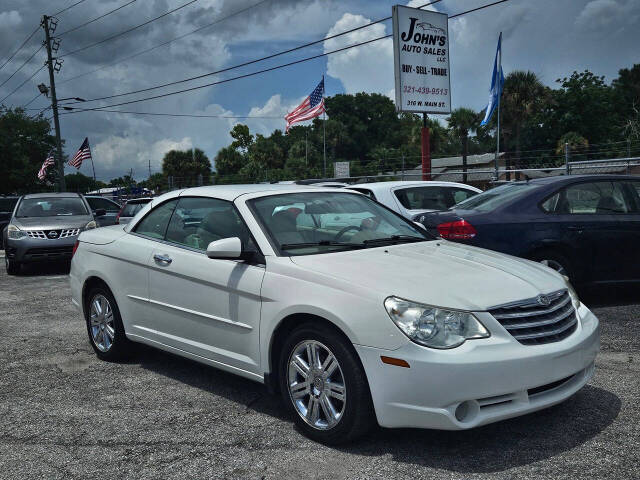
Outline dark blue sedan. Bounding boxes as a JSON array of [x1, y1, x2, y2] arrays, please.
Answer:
[[415, 175, 640, 286]]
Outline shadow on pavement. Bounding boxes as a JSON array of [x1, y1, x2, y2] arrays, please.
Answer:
[[136, 345, 619, 473], [17, 261, 71, 276]]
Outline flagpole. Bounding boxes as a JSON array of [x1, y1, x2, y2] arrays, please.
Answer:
[[495, 32, 501, 181], [322, 75, 326, 178]]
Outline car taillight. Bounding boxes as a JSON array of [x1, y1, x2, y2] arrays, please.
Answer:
[[437, 220, 477, 240], [72, 240, 80, 257]]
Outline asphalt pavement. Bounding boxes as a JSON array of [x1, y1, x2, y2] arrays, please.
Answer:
[[0, 258, 638, 479]]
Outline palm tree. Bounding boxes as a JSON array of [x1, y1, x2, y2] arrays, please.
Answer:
[[501, 71, 546, 179], [447, 107, 479, 183]]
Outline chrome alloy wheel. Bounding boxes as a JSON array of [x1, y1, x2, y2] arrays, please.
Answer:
[[89, 294, 115, 352], [287, 340, 346, 430], [540, 259, 567, 276]]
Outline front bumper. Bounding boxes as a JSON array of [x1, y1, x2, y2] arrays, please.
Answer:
[[356, 302, 600, 430], [5, 236, 77, 263]]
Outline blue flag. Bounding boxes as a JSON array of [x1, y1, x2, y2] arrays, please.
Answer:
[[480, 32, 504, 126]]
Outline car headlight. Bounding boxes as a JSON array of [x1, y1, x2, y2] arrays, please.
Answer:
[[7, 224, 26, 240], [84, 220, 97, 230], [384, 296, 490, 349], [563, 276, 581, 309]]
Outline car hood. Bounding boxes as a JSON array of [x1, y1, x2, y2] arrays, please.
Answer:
[[11, 215, 94, 230], [289, 240, 566, 311]]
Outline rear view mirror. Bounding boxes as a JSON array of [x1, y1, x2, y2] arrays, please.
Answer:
[[206, 237, 243, 259], [95, 208, 106, 217]]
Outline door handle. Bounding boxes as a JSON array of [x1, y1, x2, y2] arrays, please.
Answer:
[[567, 225, 583, 232], [153, 253, 172, 264]]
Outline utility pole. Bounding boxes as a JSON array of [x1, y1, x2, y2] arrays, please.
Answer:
[[42, 15, 65, 192], [148, 159, 151, 179]]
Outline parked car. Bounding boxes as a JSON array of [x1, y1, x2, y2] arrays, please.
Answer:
[[0, 196, 19, 249], [414, 175, 640, 286], [115, 197, 153, 224], [84, 195, 122, 226], [3, 193, 101, 274], [348, 181, 481, 219], [70, 185, 599, 444]]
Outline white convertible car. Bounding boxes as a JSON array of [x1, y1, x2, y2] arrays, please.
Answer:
[[70, 185, 599, 444]]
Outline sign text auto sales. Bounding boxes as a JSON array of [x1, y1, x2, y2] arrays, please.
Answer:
[[392, 5, 451, 114]]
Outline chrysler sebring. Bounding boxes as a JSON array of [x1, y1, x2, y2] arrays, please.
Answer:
[[70, 185, 600, 444]]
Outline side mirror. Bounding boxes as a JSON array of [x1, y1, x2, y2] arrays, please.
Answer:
[[95, 208, 106, 217], [413, 221, 426, 230], [206, 237, 243, 259]]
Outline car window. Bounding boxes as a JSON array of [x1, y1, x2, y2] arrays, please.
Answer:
[[558, 181, 631, 214], [394, 186, 477, 211], [454, 183, 540, 212], [540, 192, 561, 213], [0, 198, 18, 212], [165, 197, 254, 251], [16, 197, 88, 217], [134, 199, 178, 240], [86, 197, 120, 212], [628, 181, 640, 212], [121, 201, 150, 217]]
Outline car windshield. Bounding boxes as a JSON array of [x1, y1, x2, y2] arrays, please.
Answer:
[[250, 191, 432, 256], [453, 183, 540, 212], [16, 197, 88, 217]]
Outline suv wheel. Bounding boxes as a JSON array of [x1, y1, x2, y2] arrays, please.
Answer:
[[531, 250, 573, 281], [5, 256, 20, 275], [279, 323, 375, 444], [85, 286, 131, 361]]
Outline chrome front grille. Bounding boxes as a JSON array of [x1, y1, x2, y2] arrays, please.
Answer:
[[489, 290, 577, 345], [25, 229, 80, 239]]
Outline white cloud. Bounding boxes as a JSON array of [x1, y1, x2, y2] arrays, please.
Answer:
[[0, 10, 21, 28], [575, 0, 640, 33]]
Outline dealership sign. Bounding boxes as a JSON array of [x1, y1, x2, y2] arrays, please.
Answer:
[[392, 5, 451, 114]]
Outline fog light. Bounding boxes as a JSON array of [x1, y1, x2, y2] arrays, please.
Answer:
[[454, 400, 479, 422]]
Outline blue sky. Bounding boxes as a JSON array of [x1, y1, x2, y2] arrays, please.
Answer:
[[1, 0, 639, 181]]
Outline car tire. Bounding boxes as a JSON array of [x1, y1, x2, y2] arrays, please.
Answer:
[[531, 250, 573, 281], [5, 256, 20, 275], [85, 285, 131, 361], [279, 322, 375, 444]]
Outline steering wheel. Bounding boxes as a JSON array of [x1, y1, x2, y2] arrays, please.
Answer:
[[335, 225, 362, 241]]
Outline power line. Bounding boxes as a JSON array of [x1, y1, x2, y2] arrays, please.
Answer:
[[0, 25, 40, 72], [62, 0, 510, 113], [58, 0, 138, 37], [62, 0, 442, 101], [61, 35, 389, 114], [53, 0, 90, 17], [58, 0, 271, 85], [0, 64, 46, 104], [58, 0, 200, 58], [0, 45, 44, 89], [61, 109, 283, 118], [22, 93, 44, 108]]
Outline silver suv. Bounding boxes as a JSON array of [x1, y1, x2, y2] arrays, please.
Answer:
[[2, 193, 101, 274]]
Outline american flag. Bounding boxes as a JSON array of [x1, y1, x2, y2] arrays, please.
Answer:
[[285, 77, 325, 132], [68, 137, 92, 169], [37, 151, 55, 181]]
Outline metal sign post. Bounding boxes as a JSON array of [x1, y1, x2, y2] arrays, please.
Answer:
[[392, 5, 451, 181]]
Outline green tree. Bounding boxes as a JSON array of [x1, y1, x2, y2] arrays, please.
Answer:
[[162, 148, 211, 187], [501, 71, 546, 179], [0, 108, 56, 194], [447, 107, 479, 182], [65, 172, 104, 193]]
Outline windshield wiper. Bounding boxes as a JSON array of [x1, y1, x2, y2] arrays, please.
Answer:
[[280, 240, 366, 250], [362, 235, 427, 245]]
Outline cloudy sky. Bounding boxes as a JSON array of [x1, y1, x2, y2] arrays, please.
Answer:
[[1, 0, 639, 181]]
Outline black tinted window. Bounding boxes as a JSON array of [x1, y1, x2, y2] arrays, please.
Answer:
[[395, 186, 478, 211], [0, 198, 17, 212], [134, 199, 178, 240], [121, 201, 149, 217], [87, 197, 120, 212]]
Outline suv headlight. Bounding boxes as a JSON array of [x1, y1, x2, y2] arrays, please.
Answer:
[[7, 224, 26, 240], [384, 296, 490, 349], [84, 220, 97, 230]]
